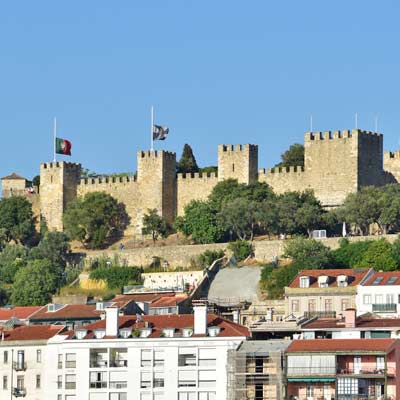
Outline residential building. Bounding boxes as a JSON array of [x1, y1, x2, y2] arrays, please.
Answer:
[[0, 325, 64, 399], [0, 306, 43, 327], [301, 309, 400, 340], [44, 305, 249, 400], [227, 340, 291, 400], [285, 268, 374, 319], [357, 271, 400, 317], [287, 338, 400, 400]]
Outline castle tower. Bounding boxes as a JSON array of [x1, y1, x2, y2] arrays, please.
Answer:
[[1, 173, 29, 198], [304, 129, 384, 207], [40, 161, 81, 231], [384, 151, 400, 182], [137, 150, 177, 226], [217, 144, 258, 184]]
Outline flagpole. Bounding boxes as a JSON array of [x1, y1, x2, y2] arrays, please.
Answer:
[[151, 105, 154, 151], [53, 117, 57, 162]]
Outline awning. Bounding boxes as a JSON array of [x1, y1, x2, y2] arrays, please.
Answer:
[[288, 378, 336, 382]]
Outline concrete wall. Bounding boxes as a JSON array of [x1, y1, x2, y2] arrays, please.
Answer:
[[142, 270, 204, 291]]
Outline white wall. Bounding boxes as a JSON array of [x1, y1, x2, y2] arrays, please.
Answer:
[[356, 285, 400, 316]]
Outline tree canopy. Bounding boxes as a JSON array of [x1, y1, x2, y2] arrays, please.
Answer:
[[177, 144, 199, 174], [142, 209, 168, 245], [274, 143, 304, 169], [63, 192, 129, 249]]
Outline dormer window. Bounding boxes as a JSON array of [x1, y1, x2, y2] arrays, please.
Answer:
[[162, 328, 174, 338], [182, 328, 193, 338], [318, 276, 329, 288], [75, 329, 87, 340], [337, 275, 348, 287], [207, 326, 221, 337], [300, 276, 310, 288], [94, 329, 106, 339], [119, 328, 132, 339], [140, 328, 152, 338], [47, 304, 64, 312]]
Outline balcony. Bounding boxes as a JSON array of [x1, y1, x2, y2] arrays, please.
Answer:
[[13, 388, 26, 397], [89, 381, 107, 389], [13, 362, 27, 371], [110, 359, 128, 368], [303, 311, 336, 319], [110, 381, 127, 389], [372, 303, 397, 313], [287, 367, 336, 376]]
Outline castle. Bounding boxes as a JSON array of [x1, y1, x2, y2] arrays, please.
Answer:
[[3, 128, 400, 236]]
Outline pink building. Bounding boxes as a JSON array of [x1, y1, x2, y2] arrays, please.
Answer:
[[286, 339, 400, 400]]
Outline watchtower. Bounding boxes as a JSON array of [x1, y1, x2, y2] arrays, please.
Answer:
[[217, 144, 258, 184], [40, 161, 82, 231]]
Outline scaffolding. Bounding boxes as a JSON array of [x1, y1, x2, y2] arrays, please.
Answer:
[[227, 340, 290, 400]]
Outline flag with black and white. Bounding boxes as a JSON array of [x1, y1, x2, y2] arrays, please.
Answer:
[[153, 125, 169, 141]]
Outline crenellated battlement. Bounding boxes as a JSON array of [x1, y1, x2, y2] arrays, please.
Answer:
[[138, 150, 176, 160], [304, 129, 382, 142], [218, 144, 258, 153], [384, 151, 400, 160], [79, 175, 137, 186], [41, 161, 81, 170], [259, 166, 305, 175], [177, 171, 218, 180]]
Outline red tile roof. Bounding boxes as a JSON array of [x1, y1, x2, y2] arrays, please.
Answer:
[[287, 339, 397, 353], [0, 325, 64, 341], [30, 304, 102, 320], [363, 271, 400, 286], [112, 292, 177, 304], [1, 172, 26, 180], [66, 314, 249, 339], [303, 317, 400, 330], [150, 294, 188, 308], [0, 306, 43, 321], [288, 269, 370, 288]]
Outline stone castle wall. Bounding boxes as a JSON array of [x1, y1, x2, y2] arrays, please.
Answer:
[[4, 128, 400, 236]]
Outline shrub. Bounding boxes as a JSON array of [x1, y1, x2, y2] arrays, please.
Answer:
[[90, 266, 142, 289], [197, 249, 225, 268], [228, 240, 253, 262]]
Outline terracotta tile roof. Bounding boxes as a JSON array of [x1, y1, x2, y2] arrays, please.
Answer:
[[303, 317, 400, 330], [363, 271, 400, 286], [30, 304, 102, 321], [150, 294, 188, 308], [66, 313, 249, 339], [287, 339, 397, 353], [288, 268, 370, 288], [1, 172, 26, 180], [112, 292, 177, 304], [0, 306, 43, 321], [0, 325, 64, 341]]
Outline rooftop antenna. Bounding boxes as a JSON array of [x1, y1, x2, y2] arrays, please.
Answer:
[[375, 114, 379, 132], [355, 112, 358, 129], [310, 114, 313, 132]]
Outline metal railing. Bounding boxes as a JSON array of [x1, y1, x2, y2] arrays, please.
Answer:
[[13, 388, 26, 397], [13, 362, 27, 371], [89, 381, 107, 389], [110, 381, 127, 389], [287, 366, 336, 376], [303, 311, 336, 319], [372, 303, 397, 312], [110, 359, 128, 367]]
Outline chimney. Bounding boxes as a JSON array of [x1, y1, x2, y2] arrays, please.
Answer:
[[105, 307, 119, 337], [345, 308, 356, 328], [193, 304, 207, 335]]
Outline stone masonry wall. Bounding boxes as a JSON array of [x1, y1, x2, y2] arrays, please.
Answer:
[[384, 151, 400, 182], [258, 166, 309, 194]]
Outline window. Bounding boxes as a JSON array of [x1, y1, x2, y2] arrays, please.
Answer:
[[178, 348, 197, 367], [66, 353, 76, 368], [57, 375, 62, 389], [65, 374, 76, 390], [154, 350, 164, 367], [140, 394, 151, 400], [178, 393, 196, 400], [376, 356, 385, 370], [300, 276, 309, 288], [387, 294, 394, 304], [291, 300, 299, 313], [387, 277, 398, 285], [232, 163, 235, 172], [3, 351, 8, 364], [199, 393, 216, 400], [110, 394, 127, 400], [308, 299, 316, 312], [16, 376, 24, 390], [375, 294, 384, 304], [372, 277, 384, 285], [198, 348, 216, 367], [89, 371, 107, 389], [198, 370, 216, 388], [141, 349, 152, 367], [153, 372, 164, 388], [337, 378, 358, 395], [36, 349, 42, 363], [65, 396, 76, 400], [141, 372, 151, 388], [58, 354, 63, 369], [325, 299, 333, 312], [3, 375, 7, 390], [353, 356, 361, 373], [318, 276, 328, 288], [363, 294, 371, 304], [36, 374, 41, 389], [57, 395, 62, 400], [306, 384, 313, 397], [16, 351, 25, 370], [341, 299, 350, 311], [178, 370, 196, 387]]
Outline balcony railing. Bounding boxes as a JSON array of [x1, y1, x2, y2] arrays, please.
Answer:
[[89, 381, 107, 389], [13, 388, 26, 397], [337, 367, 386, 375], [287, 367, 336, 376], [110, 359, 128, 368], [90, 360, 108, 368], [110, 381, 127, 389], [13, 362, 27, 371], [288, 366, 395, 377], [372, 303, 397, 312], [303, 311, 336, 319]]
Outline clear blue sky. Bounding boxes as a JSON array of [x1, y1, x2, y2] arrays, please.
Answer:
[[1, 1, 400, 182]]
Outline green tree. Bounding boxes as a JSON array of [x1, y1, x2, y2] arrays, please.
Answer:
[[11, 259, 59, 305], [199, 166, 218, 175], [276, 192, 303, 235], [174, 200, 224, 244], [295, 191, 325, 237], [177, 144, 199, 174], [263, 262, 301, 299], [142, 209, 168, 245], [63, 192, 129, 249], [0, 196, 35, 244], [32, 175, 40, 187], [208, 179, 242, 211], [274, 143, 304, 168], [227, 240, 253, 261], [90, 266, 142, 290], [330, 239, 372, 268], [376, 184, 400, 234], [283, 237, 332, 269], [0, 244, 28, 283], [359, 239, 398, 271]]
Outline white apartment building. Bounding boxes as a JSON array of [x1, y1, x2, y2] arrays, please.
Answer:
[[44, 306, 249, 400], [356, 271, 400, 316], [0, 325, 64, 400]]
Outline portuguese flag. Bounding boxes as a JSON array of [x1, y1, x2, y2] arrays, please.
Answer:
[[55, 137, 72, 156]]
